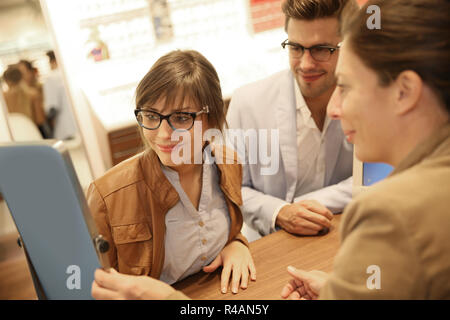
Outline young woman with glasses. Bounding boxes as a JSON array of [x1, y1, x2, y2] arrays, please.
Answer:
[[87, 50, 256, 297]]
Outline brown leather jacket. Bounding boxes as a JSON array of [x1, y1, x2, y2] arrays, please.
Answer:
[[86, 147, 248, 279]]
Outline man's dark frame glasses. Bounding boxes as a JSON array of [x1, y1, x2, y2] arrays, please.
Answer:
[[281, 39, 340, 62]]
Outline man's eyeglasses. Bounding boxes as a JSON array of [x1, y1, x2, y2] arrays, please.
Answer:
[[134, 106, 209, 131], [281, 39, 340, 62]]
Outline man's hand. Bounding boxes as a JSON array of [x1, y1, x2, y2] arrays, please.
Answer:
[[91, 268, 175, 300], [276, 200, 333, 235], [280, 266, 329, 300]]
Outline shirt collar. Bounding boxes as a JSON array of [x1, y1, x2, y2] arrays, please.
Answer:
[[293, 77, 332, 133], [161, 163, 179, 181], [294, 78, 309, 115]]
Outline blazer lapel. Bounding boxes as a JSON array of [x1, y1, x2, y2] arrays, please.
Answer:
[[276, 71, 298, 201]]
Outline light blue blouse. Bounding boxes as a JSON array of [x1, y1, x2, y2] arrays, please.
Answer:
[[159, 153, 231, 284]]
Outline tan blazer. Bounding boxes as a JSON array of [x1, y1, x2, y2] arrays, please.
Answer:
[[86, 147, 248, 279], [321, 123, 450, 299]]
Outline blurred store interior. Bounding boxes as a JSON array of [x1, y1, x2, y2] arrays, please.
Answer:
[[0, 0, 290, 238]]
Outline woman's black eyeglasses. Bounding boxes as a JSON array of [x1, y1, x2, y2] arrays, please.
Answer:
[[134, 106, 209, 131]]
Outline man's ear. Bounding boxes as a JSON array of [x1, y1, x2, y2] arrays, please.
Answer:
[[393, 70, 423, 115]]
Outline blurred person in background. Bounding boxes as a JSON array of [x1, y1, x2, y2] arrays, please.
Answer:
[[17, 59, 51, 138], [42, 50, 78, 141], [2, 65, 36, 123]]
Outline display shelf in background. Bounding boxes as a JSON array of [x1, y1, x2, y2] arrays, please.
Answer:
[[249, 0, 284, 33], [42, 0, 289, 172]]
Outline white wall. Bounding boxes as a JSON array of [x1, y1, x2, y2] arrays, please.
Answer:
[[0, 2, 52, 74], [41, 0, 109, 179], [0, 91, 12, 142], [0, 2, 47, 44]]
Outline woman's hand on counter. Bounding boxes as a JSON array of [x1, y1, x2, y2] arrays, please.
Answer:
[[203, 240, 256, 294]]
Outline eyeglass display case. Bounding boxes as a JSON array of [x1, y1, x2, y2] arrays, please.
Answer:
[[41, 0, 287, 177]]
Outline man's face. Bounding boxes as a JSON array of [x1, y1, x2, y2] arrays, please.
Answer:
[[286, 17, 341, 100]]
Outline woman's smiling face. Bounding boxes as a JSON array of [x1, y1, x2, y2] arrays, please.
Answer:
[[142, 94, 209, 168], [327, 39, 398, 164]]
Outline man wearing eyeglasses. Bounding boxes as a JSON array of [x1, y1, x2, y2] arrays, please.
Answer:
[[226, 0, 355, 238]]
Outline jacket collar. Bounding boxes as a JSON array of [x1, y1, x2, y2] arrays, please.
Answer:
[[139, 146, 243, 208], [140, 149, 179, 211], [392, 122, 450, 176]]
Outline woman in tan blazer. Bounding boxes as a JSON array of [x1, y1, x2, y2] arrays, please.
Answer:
[[281, 0, 450, 299], [88, 50, 255, 296]]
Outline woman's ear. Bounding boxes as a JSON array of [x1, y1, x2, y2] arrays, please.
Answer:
[[393, 70, 423, 115]]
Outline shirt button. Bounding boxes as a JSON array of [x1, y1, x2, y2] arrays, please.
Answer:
[[202, 239, 207, 245], [201, 256, 207, 261], [198, 221, 205, 227]]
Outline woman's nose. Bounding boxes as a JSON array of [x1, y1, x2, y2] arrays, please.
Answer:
[[157, 118, 173, 139], [327, 87, 342, 119]]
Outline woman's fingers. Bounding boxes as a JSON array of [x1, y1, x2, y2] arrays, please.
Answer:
[[240, 267, 249, 290], [91, 280, 121, 300], [288, 291, 301, 300], [249, 258, 257, 281], [305, 284, 319, 300], [220, 264, 232, 294], [230, 264, 242, 294], [222, 260, 257, 294], [281, 279, 297, 299], [94, 269, 118, 290], [203, 255, 222, 273]]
